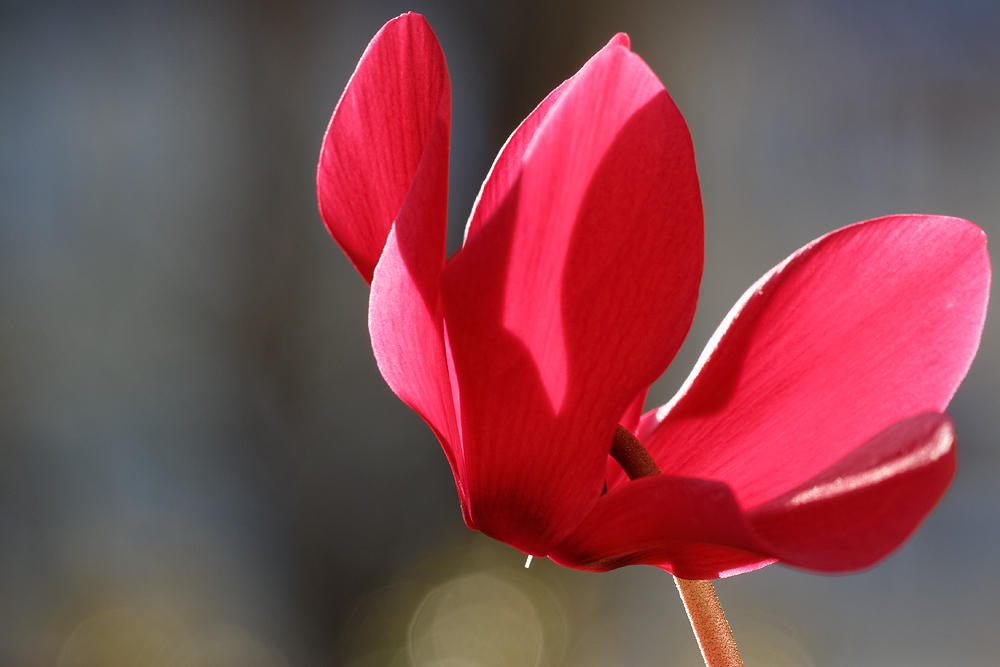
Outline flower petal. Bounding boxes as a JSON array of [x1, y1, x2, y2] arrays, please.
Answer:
[[640, 215, 989, 509], [550, 411, 957, 577], [547, 474, 773, 579], [747, 411, 956, 572], [355, 17, 469, 519], [440, 37, 703, 554], [317, 13, 450, 284], [462, 33, 631, 246], [618, 387, 648, 435]]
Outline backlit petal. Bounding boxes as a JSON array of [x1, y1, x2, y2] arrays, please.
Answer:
[[747, 411, 956, 572], [551, 411, 957, 577], [548, 474, 773, 579], [463, 33, 632, 246], [357, 16, 469, 519], [640, 215, 989, 509], [317, 13, 450, 283], [618, 388, 648, 435], [441, 37, 703, 554], [604, 388, 650, 494]]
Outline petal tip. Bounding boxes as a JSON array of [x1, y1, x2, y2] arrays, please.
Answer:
[[609, 33, 631, 50]]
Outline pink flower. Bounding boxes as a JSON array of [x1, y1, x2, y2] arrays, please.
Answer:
[[316, 13, 990, 579]]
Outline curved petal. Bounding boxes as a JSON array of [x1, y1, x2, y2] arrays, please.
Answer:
[[462, 33, 631, 246], [440, 37, 703, 554], [640, 215, 989, 509], [317, 13, 450, 284], [618, 387, 648, 435], [357, 18, 469, 519], [550, 411, 957, 577], [547, 474, 772, 579], [747, 411, 956, 572]]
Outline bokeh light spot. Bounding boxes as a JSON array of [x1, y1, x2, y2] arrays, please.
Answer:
[[409, 573, 544, 667]]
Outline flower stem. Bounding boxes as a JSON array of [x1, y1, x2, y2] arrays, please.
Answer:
[[673, 577, 744, 667], [609, 426, 745, 665], [608, 426, 743, 667]]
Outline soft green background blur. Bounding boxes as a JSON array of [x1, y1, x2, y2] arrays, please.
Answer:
[[2, 0, 999, 665]]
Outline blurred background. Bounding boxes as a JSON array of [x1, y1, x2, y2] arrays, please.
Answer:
[[2, 0, 999, 665]]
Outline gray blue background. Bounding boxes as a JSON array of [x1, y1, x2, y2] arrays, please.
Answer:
[[2, 1, 998, 665]]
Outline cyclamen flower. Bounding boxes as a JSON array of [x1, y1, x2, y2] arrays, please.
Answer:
[[317, 13, 990, 579]]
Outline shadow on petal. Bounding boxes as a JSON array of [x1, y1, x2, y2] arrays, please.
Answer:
[[551, 412, 958, 578], [748, 411, 957, 572]]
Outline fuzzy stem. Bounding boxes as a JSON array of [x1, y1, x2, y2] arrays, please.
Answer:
[[674, 577, 744, 667], [608, 425, 744, 667]]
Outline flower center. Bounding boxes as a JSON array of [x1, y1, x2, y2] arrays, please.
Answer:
[[609, 425, 660, 480]]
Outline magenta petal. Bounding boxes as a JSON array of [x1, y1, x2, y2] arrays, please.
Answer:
[[357, 18, 468, 518], [465, 34, 632, 247], [550, 412, 956, 577], [441, 39, 703, 554], [463, 79, 570, 247], [317, 13, 450, 284], [619, 388, 648, 435], [747, 411, 957, 572], [548, 474, 773, 579], [641, 215, 990, 509]]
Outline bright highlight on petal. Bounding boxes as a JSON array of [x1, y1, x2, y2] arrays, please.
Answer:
[[784, 419, 952, 507], [317, 13, 991, 578], [747, 411, 958, 573]]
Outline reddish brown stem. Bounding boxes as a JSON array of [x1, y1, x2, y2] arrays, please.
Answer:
[[609, 425, 744, 667], [674, 577, 744, 667], [609, 425, 660, 479]]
